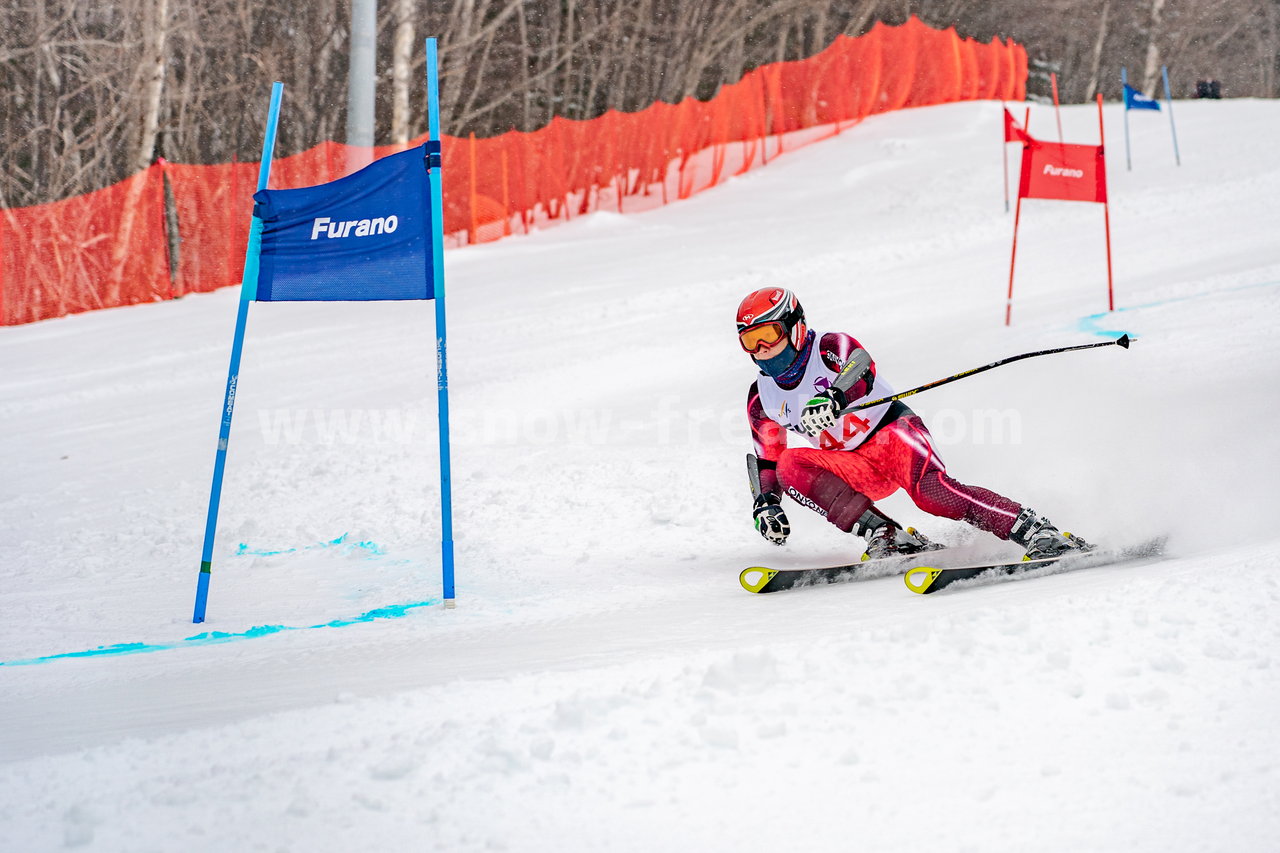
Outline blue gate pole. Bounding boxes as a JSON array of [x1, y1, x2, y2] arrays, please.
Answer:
[[1161, 65, 1181, 167], [1121, 67, 1132, 172], [192, 81, 284, 623], [425, 38, 456, 608]]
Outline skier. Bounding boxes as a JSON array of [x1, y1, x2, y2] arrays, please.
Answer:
[[737, 287, 1091, 562]]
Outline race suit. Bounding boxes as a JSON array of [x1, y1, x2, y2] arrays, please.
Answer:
[[748, 330, 1024, 538]]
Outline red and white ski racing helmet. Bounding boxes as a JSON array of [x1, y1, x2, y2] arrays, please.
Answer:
[[735, 288, 807, 354]]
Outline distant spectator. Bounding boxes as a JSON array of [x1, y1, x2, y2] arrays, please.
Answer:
[[1196, 80, 1223, 99]]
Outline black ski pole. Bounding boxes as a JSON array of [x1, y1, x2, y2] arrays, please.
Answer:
[[846, 334, 1131, 413]]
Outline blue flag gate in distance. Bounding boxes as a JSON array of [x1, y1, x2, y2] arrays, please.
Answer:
[[192, 38, 455, 623], [1121, 65, 1181, 170], [1122, 83, 1161, 111]]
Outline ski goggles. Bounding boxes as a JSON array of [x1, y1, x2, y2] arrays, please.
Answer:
[[738, 321, 788, 354]]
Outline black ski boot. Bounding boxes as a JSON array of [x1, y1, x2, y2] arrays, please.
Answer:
[[1009, 509, 1094, 561], [861, 524, 941, 562]]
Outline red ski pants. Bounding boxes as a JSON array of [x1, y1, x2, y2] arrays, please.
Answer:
[[776, 415, 1023, 538]]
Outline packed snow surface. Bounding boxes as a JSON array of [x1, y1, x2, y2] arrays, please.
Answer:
[[3, 99, 1279, 851]]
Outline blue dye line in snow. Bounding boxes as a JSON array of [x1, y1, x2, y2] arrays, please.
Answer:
[[0, 598, 440, 667], [1077, 279, 1280, 340], [4, 535, 427, 667], [236, 532, 386, 559]]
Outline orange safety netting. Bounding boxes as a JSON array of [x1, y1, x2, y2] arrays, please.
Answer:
[[1, 17, 1026, 325], [1, 165, 172, 324]]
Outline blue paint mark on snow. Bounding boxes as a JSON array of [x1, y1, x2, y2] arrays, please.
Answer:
[[1077, 309, 1140, 341], [1077, 279, 1280, 340], [236, 532, 386, 559], [1, 599, 440, 667]]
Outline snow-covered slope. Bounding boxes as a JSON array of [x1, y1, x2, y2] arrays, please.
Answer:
[[2, 99, 1279, 852]]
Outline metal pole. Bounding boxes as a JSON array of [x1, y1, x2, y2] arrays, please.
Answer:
[[347, 0, 377, 171], [1098, 93, 1115, 311], [1005, 193, 1024, 326], [1121, 66, 1132, 171], [193, 82, 284, 623], [425, 38, 456, 609], [847, 336, 1131, 414], [1162, 65, 1181, 166], [1001, 103, 1010, 213], [1051, 72, 1064, 144]]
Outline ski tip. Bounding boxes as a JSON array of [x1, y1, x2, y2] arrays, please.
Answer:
[[740, 567, 778, 593], [903, 565, 942, 595], [1115, 333, 1131, 349]]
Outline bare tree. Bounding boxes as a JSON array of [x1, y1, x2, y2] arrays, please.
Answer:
[[1084, 0, 1111, 100], [109, 0, 169, 301], [1139, 0, 1167, 95], [4, 0, 1279, 211], [390, 0, 414, 144]]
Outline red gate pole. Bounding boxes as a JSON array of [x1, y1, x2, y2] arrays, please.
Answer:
[[1005, 191, 1024, 326], [1051, 72, 1064, 144], [1097, 93, 1115, 311], [1001, 103, 1010, 213], [0, 208, 6, 325], [468, 132, 479, 245]]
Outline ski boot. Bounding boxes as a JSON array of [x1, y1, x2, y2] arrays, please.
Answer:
[[861, 524, 941, 562], [1009, 509, 1094, 561]]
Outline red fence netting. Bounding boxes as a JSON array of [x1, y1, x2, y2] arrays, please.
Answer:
[[0, 17, 1026, 325], [2, 164, 171, 323]]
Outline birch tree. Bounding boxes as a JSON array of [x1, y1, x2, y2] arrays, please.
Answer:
[[390, 0, 414, 144], [1139, 0, 1166, 95], [109, 0, 169, 301], [5, 0, 1280, 211]]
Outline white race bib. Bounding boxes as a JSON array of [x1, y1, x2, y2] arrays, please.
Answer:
[[755, 332, 895, 451]]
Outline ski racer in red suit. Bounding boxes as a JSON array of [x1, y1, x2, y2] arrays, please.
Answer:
[[738, 287, 1091, 561]]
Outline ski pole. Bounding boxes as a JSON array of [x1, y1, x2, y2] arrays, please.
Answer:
[[746, 453, 763, 501], [846, 334, 1131, 413]]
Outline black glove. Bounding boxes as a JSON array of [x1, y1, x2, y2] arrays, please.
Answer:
[[753, 493, 790, 545]]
